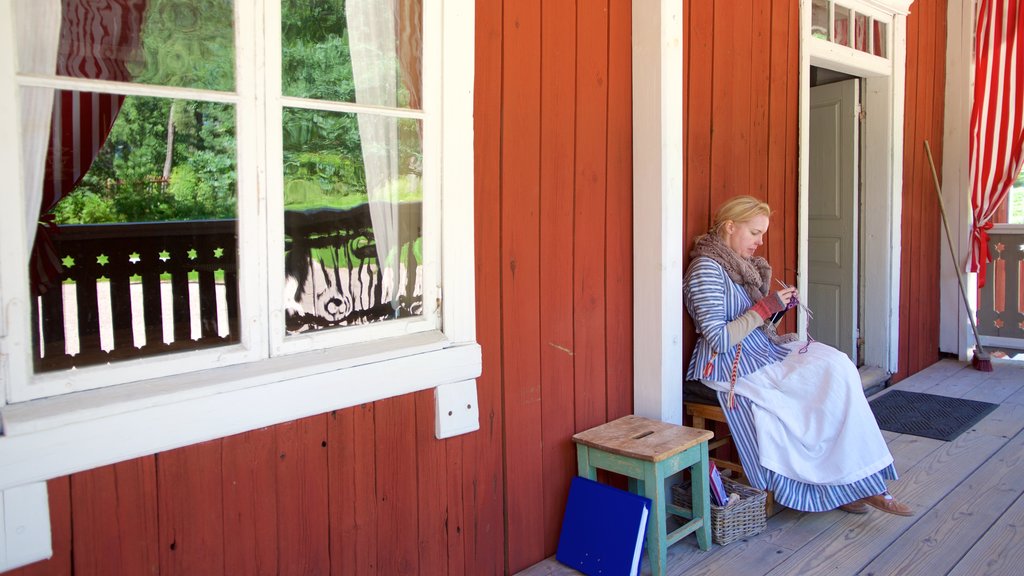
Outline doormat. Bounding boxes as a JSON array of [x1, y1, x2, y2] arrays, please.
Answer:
[[869, 390, 998, 442]]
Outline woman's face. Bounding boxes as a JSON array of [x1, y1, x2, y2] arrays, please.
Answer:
[[722, 214, 769, 258]]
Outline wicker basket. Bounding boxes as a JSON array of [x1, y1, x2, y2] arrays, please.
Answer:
[[672, 477, 767, 546]]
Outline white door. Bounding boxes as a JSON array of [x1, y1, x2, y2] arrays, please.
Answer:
[[808, 79, 858, 361]]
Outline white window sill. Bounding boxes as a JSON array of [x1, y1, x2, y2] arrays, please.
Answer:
[[0, 331, 481, 491]]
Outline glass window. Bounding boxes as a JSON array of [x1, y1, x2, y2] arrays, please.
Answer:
[[855, 13, 869, 52], [873, 20, 888, 58], [17, 0, 235, 91], [279, 0, 426, 337], [17, 1, 240, 372], [6, 0, 457, 399], [812, 0, 830, 40], [834, 5, 851, 47], [994, 168, 1024, 224]]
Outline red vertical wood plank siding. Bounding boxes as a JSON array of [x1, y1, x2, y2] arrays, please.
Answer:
[[606, 0, 634, 422], [469, 0, 505, 573], [538, 0, 577, 559], [443, 432, 467, 576], [222, 428, 278, 576], [750, 0, 773, 205], [918, 1, 941, 373], [767, 0, 793, 289], [6, 478, 71, 576], [327, 403, 379, 576], [500, 0, 545, 572], [683, 0, 716, 372], [573, 0, 610, 449], [930, 4, 948, 371], [373, 395, 419, 574], [157, 441, 224, 575], [69, 459, 158, 576], [895, 0, 946, 381], [712, 0, 754, 202], [899, 5, 919, 379], [274, 416, 329, 576], [415, 390, 448, 575], [912, 2, 935, 374], [783, 0, 800, 300], [327, 408, 359, 575]]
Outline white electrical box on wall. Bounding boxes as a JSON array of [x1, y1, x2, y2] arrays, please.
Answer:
[[0, 482, 52, 572], [434, 380, 480, 439]]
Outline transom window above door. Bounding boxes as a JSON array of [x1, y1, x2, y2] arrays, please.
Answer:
[[812, 0, 890, 58]]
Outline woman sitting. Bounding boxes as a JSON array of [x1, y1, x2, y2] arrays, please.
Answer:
[[683, 195, 912, 516]]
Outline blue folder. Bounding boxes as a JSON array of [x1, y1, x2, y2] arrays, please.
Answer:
[[556, 476, 652, 576]]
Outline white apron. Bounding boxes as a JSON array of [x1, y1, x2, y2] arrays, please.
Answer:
[[703, 341, 893, 485]]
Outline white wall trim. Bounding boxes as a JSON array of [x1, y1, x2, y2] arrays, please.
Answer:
[[800, 0, 911, 374], [940, 0, 975, 360], [0, 340, 481, 490], [631, 1, 684, 424]]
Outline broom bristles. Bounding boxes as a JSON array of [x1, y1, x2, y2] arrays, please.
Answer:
[[972, 349, 994, 372]]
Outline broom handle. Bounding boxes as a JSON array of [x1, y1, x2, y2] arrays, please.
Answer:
[[924, 140, 987, 354]]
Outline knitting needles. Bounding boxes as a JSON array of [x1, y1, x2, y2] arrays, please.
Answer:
[[774, 278, 814, 320]]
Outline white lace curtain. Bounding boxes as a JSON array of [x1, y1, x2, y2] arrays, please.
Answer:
[[346, 0, 403, 312], [16, 0, 61, 254]]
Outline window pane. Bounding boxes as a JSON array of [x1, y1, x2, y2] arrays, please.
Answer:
[[282, 108, 423, 334], [873, 21, 888, 58], [834, 5, 851, 47], [281, 0, 422, 109], [812, 0, 830, 40], [29, 92, 240, 371], [855, 13, 869, 52], [15, 0, 235, 91], [994, 170, 1024, 224]]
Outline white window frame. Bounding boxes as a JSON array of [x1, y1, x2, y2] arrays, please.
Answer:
[[0, 0, 479, 491]]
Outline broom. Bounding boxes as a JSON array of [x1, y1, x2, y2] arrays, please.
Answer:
[[924, 140, 993, 372]]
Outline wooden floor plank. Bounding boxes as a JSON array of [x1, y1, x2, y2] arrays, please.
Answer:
[[758, 433, 1007, 575], [860, 428, 1024, 575], [946, 491, 1024, 576]]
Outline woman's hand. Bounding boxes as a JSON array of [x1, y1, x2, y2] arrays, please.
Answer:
[[777, 286, 799, 309], [750, 289, 793, 320]]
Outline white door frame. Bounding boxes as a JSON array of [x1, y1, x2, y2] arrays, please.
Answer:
[[799, 0, 914, 375]]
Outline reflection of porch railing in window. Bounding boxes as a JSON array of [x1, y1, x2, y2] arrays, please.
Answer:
[[34, 220, 240, 372], [284, 202, 423, 333], [977, 228, 1024, 348]]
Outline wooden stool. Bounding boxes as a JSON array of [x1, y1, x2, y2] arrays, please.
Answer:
[[573, 415, 713, 576], [684, 400, 775, 516]]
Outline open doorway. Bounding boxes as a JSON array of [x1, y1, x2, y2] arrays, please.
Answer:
[[799, 1, 908, 379], [808, 67, 861, 364]]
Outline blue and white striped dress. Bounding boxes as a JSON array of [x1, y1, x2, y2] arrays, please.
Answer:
[[684, 256, 897, 512]]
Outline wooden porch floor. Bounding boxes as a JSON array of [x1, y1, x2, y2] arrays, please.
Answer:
[[517, 358, 1024, 576]]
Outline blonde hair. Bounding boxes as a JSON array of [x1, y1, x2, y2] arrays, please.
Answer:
[[710, 195, 772, 235]]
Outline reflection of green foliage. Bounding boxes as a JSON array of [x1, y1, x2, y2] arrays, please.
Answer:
[[282, 0, 355, 101], [53, 97, 237, 224], [51, 0, 423, 227], [130, 0, 235, 91]]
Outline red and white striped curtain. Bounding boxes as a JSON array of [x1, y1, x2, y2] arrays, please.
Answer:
[[29, 0, 145, 294], [969, 0, 1024, 288]]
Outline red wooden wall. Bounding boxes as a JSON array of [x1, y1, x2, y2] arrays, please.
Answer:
[[682, 0, 801, 365], [7, 1, 948, 575], [896, 0, 947, 382]]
